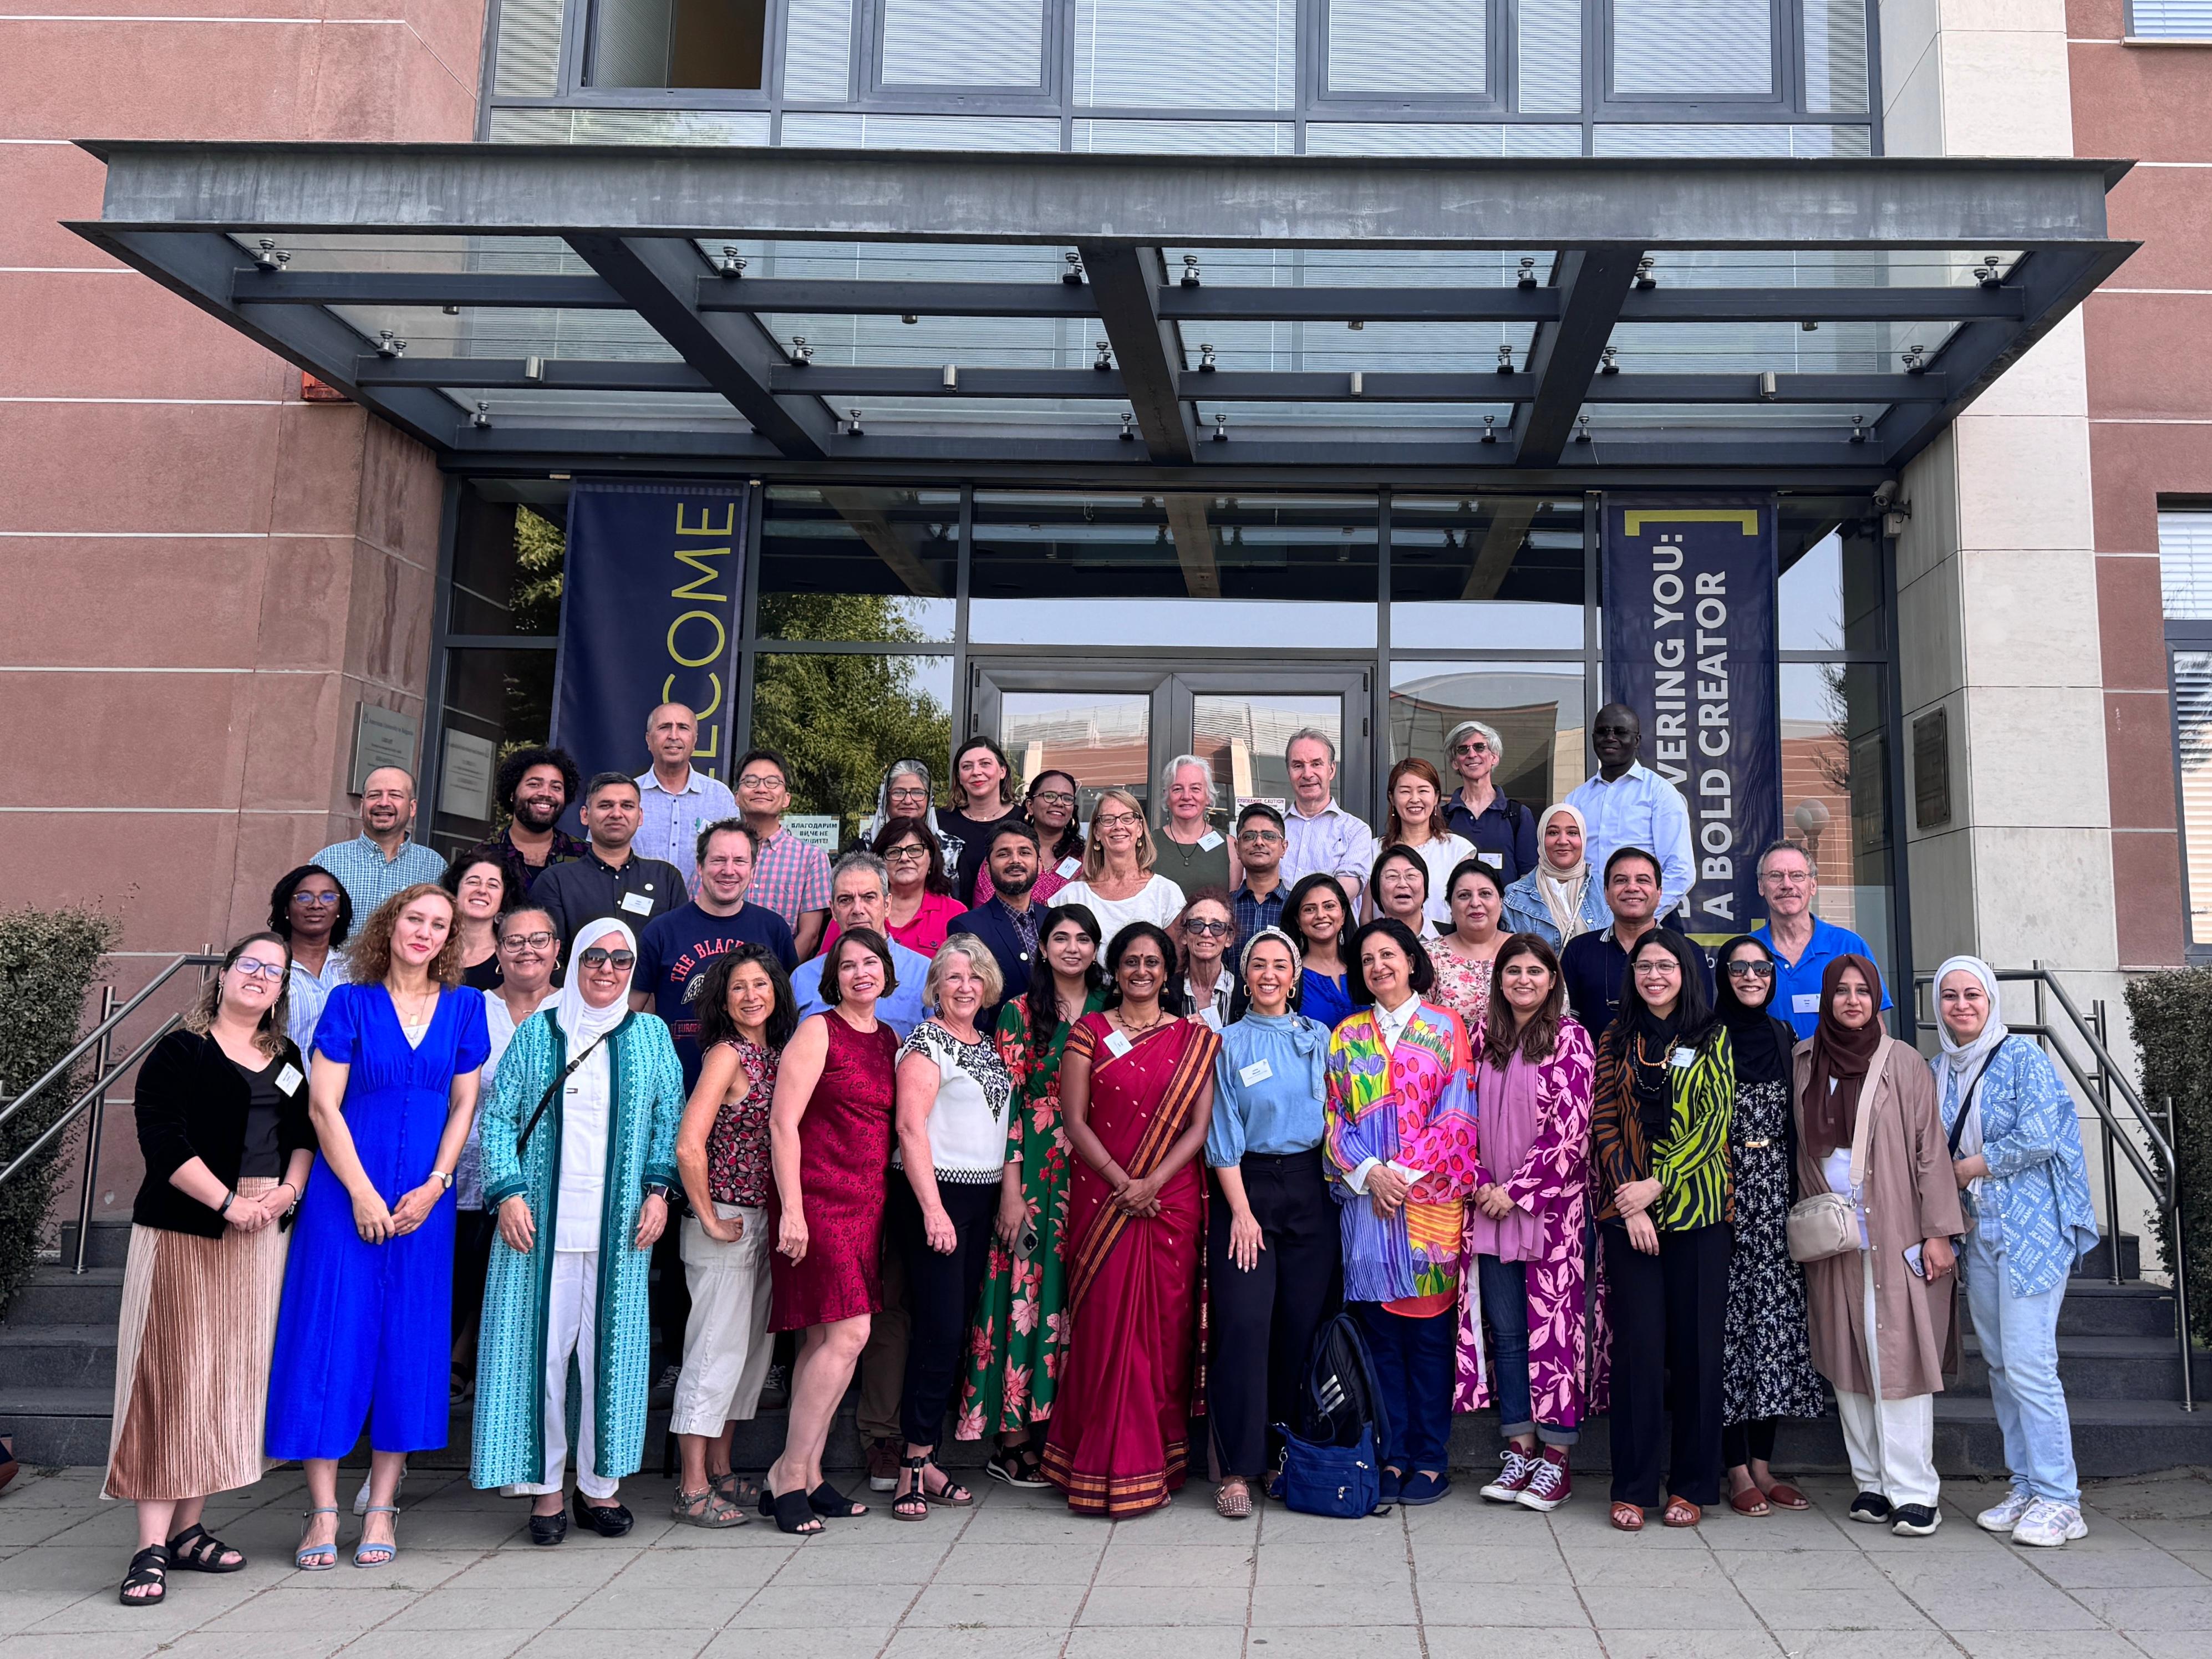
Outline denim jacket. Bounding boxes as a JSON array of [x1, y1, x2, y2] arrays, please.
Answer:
[[1499, 869, 1609, 951], [1935, 1037, 2099, 1297]]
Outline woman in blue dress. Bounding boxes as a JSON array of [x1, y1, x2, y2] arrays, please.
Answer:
[[1283, 874, 1359, 1030], [267, 883, 489, 1571]]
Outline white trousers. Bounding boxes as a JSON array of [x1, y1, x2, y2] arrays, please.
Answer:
[[1834, 1249, 1940, 1509], [670, 1204, 774, 1438], [517, 1250, 618, 1499]]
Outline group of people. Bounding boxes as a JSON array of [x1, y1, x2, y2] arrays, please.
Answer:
[[98, 703, 2104, 1610]]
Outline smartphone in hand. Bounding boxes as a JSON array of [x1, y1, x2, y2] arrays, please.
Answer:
[[1903, 1241, 1926, 1279]]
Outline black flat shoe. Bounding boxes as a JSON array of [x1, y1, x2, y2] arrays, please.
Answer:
[[571, 1489, 633, 1537], [528, 1510, 567, 1546], [807, 1480, 868, 1519]]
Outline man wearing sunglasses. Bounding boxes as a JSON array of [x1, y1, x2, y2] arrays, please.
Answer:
[[1747, 839, 1888, 1038]]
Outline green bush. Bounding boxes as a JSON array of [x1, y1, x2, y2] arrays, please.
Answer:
[[0, 905, 120, 1314], [2123, 968, 2212, 1347]]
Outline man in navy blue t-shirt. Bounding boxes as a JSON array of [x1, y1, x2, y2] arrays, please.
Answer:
[[629, 818, 795, 1088]]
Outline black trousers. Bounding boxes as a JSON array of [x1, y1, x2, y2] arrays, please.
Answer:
[[1206, 1149, 1341, 1478], [449, 1207, 496, 1379], [650, 1216, 691, 1377], [892, 1177, 998, 1449], [1722, 1416, 1779, 1469], [1604, 1221, 1731, 1509]]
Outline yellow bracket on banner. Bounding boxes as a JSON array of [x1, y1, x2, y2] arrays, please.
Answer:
[[1621, 509, 1762, 536]]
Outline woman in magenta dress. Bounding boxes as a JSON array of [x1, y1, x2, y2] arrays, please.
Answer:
[[1044, 922, 1219, 1517], [762, 928, 899, 1534]]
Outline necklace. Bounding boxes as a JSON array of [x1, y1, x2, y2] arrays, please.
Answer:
[[389, 980, 439, 1028], [1110, 1006, 1169, 1039]]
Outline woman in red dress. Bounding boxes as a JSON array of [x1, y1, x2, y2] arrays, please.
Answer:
[[1044, 922, 1221, 1516], [762, 929, 899, 1534]]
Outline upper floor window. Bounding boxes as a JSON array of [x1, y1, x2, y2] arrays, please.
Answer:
[[589, 0, 767, 89], [878, 0, 1050, 91], [2159, 510, 2212, 955], [2129, 1, 2212, 39], [1610, 0, 1777, 99], [1322, 0, 1494, 101]]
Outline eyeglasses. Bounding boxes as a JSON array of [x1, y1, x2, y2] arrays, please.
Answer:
[[738, 773, 784, 792], [1453, 740, 1492, 756], [1182, 918, 1232, 938], [887, 787, 929, 803], [501, 930, 557, 951], [291, 891, 341, 907], [1631, 960, 1679, 979], [884, 844, 929, 864], [1725, 961, 1777, 980], [231, 959, 287, 981], [1031, 790, 1077, 807], [1094, 812, 1141, 829], [577, 948, 635, 970], [1237, 828, 1283, 844]]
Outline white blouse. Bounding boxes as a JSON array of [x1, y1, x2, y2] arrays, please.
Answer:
[[893, 1021, 1016, 1184], [1056, 873, 1187, 940]]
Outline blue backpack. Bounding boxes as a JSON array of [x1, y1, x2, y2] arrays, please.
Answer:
[[1273, 1313, 1386, 1518]]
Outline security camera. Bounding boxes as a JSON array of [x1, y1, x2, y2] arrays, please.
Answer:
[[1872, 479, 1901, 510]]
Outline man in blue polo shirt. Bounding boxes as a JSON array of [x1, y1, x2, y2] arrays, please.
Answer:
[[1749, 839, 1889, 1038], [790, 851, 929, 1040]]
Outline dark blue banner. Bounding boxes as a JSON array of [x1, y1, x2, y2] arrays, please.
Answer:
[[552, 480, 748, 786], [1602, 499, 1781, 943]]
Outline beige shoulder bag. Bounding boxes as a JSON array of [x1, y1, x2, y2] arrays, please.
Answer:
[[1784, 1036, 1890, 1264]]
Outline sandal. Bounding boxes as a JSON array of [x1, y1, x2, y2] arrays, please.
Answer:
[[1662, 1496, 1702, 1529], [893, 1456, 932, 1522], [807, 1480, 869, 1519], [354, 1503, 399, 1567], [712, 1471, 761, 1509], [1216, 1477, 1253, 1519], [167, 1520, 246, 1573], [919, 1460, 973, 1508], [672, 1484, 749, 1528], [1729, 1486, 1772, 1518], [1610, 1501, 1644, 1533], [1762, 1482, 1811, 1511], [766, 1485, 821, 1536], [294, 1507, 339, 1571], [119, 1544, 169, 1606], [986, 1443, 1049, 1489]]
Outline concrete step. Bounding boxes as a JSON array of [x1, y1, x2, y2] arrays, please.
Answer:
[[1951, 1331, 2211, 1402], [2073, 1231, 2142, 1283], [2053, 1280, 2179, 1340], [0, 1388, 115, 1468], [2, 1268, 123, 1329], [0, 1325, 115, 1391], [54, 1220, 133, 1271]]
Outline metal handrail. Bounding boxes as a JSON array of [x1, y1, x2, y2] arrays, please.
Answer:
[[0, 953, 221, 1273]]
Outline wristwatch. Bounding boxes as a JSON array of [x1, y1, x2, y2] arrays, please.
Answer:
[[429, 1169, 454, 1192], [644, 1182, 672, 1201]]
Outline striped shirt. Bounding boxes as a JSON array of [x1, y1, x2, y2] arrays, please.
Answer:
[[747, 823, 832, 932], [309, 834, 446, 921], [1590, 1022, 1735, 1231]]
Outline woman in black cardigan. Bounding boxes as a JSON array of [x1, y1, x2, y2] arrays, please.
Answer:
[[107, 932, 315, 1607]]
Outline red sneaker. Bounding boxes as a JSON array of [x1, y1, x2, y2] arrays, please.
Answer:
[[1478, 1447, 1538, 1504], [1517, 1445, 1571, 1512]]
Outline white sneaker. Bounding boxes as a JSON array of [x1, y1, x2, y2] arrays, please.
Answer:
[[1976, 1488, 2035, 1533], [2011, 1498, 2087, 1548]]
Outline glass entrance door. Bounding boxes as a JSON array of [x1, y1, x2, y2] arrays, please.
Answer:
[[972, 663, 1372, 826]]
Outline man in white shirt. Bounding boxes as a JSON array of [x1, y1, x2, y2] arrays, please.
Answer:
[[1565, 703, 1695, 920], [633, 701, 739, 894], [1278, 728, 1377, 912]]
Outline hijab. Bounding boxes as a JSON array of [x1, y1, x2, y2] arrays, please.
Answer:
[[1801, 952, 1886, 1160], [1533, 802, 1594, 945], [1619, 931, 1699, 1144], [1933, 954, 2009, 1080], [1711, 933, 1792, 1088], [553, 918, 638, 1048]]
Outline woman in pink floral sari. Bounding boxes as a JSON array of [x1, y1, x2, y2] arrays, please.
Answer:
[[1456, 933, 1596, 1513]]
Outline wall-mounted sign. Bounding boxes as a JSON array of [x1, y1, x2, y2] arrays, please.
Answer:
[[439, 730, 499, 823], [349, 703, 420, 794], [783, 814, 842, 853]]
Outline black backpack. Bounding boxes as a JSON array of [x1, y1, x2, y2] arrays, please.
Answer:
[[1300, 1312, 1386, 1449]]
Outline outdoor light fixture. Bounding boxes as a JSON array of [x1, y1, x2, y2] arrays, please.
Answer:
[[1801, 319, 1819, 332], [1182, 254, 1203, 287], [1599, 345, 1620, 374], [375, 330, 406, 358], [472, 401, 491, 430], [1576, 414, 1593, 442], [1496, 344, 1516, 374], [902, 313, 918, 324], [1198, 343, 1217, 372], [715, 247, 746, 278], [1850, 414, 1868, 444], [1976, 256, 2003, 290], [523, 356, 544, 382], [1349, 371, 1364, 396], [1062, 252, 1084, 284], [1213, 413, 1229, 442], [1121, 410, 1137, 440], [1094, 339, 1113, 370], [1635, 257, 1657, 289], [941, 364, 957, 389], [1482, 414, 1498, 443], [1517, 257, 1537, 290], [790, 336, 813, 366], [1758, 370, 1778, 400], [252, 238, 289, 273], [1901, 343, 1928, 373], [443, 305, 460, 316], [847, 408, 865, 436], [1347, 319, 1365, 331]]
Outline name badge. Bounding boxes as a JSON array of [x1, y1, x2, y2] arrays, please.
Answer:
[[1199, 1006, 1223, 1032], [1671, 1047, 1696, 1069], [1198, 831, 1224, 851], [274, 1063, 304, 1097], [620, 892, 654, 915], [1057, 856, 1082, 879], [1481, 851, 1503, 869], [1239, 1057, 1274, 1087], [1792, 993, 1821, 1015], [1103, 1029, 1134, 1059]]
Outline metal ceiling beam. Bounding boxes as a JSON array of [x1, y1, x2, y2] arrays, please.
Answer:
[[236, 269, 624, 308], [82, 143, 2129, 251], [1619, 286, 2024, 323], [1079, 243, 1196, 465], [564, 233, 834, 460], [1462, 499, 1544, 601], [1164, 494, 1221, 597], [696, 278, 1095, 318], [354, 357, 709, 391], [1514, 251, 1645, 467], [818, 487, 946, 598]]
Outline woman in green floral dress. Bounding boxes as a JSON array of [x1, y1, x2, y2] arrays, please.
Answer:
[[955, 903, 1106, 1485]]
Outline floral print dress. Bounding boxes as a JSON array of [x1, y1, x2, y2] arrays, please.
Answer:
[[1721, 1075, 1827, 1427], [955, 990, 1104, 1438]]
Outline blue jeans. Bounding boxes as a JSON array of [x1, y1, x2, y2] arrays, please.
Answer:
[[1964, 1225, 2078, 1506], [1476, 1254, 1576, 1447], [1355, 1302, 1456, 1474]]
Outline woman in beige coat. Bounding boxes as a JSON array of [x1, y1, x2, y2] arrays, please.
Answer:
[[1792, 954, 1964, 1538]]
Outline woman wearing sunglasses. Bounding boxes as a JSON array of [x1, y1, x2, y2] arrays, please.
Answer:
[[1711, 935, 1825, 1517], [1175, 888, 1239, 1030], [470, 919, 686, 1546]]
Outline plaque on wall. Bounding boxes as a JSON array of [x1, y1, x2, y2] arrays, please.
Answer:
[[1913, 708, 1951, 830], [349, 704, 420, 795], [439, 730, 499, 823]]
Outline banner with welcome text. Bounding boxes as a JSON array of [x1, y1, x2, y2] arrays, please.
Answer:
[[1601, 498, 1781, 944], [552, 480, 748, 788]]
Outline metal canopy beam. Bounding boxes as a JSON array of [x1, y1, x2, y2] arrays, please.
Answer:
[[1165, 494, 1221, 598], [1080, 243, 1196, 465], [82, 143, 2128, 251], [818, 487, 945, 598], [1515, 251, 1644, 467], [565, 233, 833, 460]]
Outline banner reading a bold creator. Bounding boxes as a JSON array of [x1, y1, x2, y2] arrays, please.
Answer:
[[552, 480, 747, 786], [1602, 500, 1781, 942]]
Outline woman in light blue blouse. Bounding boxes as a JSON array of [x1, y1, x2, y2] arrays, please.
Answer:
[[1204, 927, 1339, 1518], [1933, 955, 2099, 1550]]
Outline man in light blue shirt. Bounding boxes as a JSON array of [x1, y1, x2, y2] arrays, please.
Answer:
[[633, 700, 739, 893], [1278, 728, 1377, 912], [1748, 839, 1889, 1037], [1565, 704, 1695, 921], [311, 764, 446, 919], [788, 851, 929, 1040]]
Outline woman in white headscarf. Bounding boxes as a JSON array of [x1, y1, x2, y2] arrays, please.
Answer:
[[1930, 955, 2098, 1549], [471, 919, 685, 1546], [1501, 803, 1607, 950]]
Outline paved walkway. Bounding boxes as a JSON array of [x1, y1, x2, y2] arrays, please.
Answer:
[[2, 1465, 2208, 1659]]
